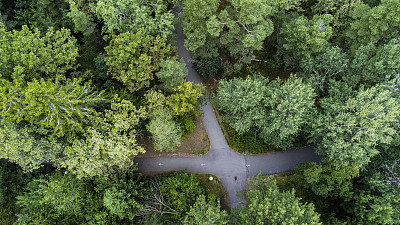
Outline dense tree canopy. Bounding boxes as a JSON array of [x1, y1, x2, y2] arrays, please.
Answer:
[[215, 74, 315, 149], [105, 29, 173, 91], [94, 0, 175, 37], [234, 175, 321, 224], [60, 99, 147, 178], [2, 0, 400, 224], [0, 25, 78, 81], [311, 82, 400, 167]]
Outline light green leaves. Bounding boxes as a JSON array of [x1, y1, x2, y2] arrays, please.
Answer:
[[95, 0, 174, 38], [61, 98, 146, 178], [0, 25, 78, 81], [105, 29, 173, 91], [147, 109, 182, 152], [183, 195, 229, 225]]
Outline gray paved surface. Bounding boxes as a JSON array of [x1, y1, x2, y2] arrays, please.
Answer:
[[135, 8, 321, 209]]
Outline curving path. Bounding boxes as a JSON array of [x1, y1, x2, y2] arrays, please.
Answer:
[[134, 8, 322, 209]]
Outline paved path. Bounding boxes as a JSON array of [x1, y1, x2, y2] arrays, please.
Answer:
[[135, 7, 322, 209]]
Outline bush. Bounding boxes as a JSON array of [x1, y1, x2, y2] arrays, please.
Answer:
[[159, 171, 204, 218], [193, 57, 221, 78]]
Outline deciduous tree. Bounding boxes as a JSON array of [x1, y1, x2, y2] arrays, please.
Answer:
[[311, 83, 400, 167], [94, 0, 174, 38], [0, 25, 79, 81], [147, 109, 182, 152], [156, 59, 187, 93], [215, 74, 315, 149], [279, 14, 333, 67], [183, 195, 229, 225], [234, 175, 321, 224], [105, 29, 173, 91], [0, 78, 106, 139], [60, 98, 147, 178]]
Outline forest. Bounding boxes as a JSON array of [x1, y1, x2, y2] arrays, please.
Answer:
[[0, 0, 399, 224]]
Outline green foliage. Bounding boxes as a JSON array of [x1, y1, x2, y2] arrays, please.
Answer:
[[93, 53, 109, 82], [145, 89, 167, 116], [0, 118, 64, 172], [159, 171, 204, 218], [227, 126, 271, 154], [215, 74, 315, 149], [0, 78, 106, 140], [300, 46, 349, 93], [181, 0, 220, 57], [311, 83, 400, 168], [348, 38, 400, 86], [193, 56, 221, 78], [105, 29, 173, 91], [147, 109, 182, 152], [61, 98, 147, 178], [103, 172, 149, 220], [94, 0, 174, 37], [346, 158, 400, 224], [279, 14, 333, 67], [66, 0, 97, 38], [296, 162, 359, 199], [183, 195, 229, 225], [213, 0, 275, 63], [181, 115, 196, 134], [234, 175, 321, 224], [166, 81, 204, 117], [0, 25, 79, 81], [311, 0, 363, 33], [16, 171, 88, 217], [183, 0, 274, 63], [345, 0, 400, 52], [14, 0, 73, 32], [156, 59, 187, 93], [0, 162, 26, 205]]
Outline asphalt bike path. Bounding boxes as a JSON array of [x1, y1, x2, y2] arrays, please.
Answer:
[[134, 7, 322, 208]]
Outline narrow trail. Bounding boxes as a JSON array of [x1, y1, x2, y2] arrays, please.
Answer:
[[135, 7, 322, 209]]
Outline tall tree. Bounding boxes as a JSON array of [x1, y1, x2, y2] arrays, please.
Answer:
[[348, 38, 400, 86], [183, 0, 274, 64], [60, 98, 147, 178], [296, 161, 359, 199], [181, 0, 220, 57], [279, 14, 333, 67], [147, 109, 182, 152], [0, 25, 79, 81], [159, 171, 204, 218], [103, 172, 149, 220], [210, 0, 275, 64], [300, 46, 349, 93], [183, 195, 229, 225], [105, 29, 173, 91], [16, 171, 88, 219], [156, 59, 188, 93], [0, 78, 106, 139], [166, 81, 204, 117], [14, 0, 73, 32], [234, 175, 321, 225], [94, 0, 174, 38], [345, 0, 400, 52], [311, 83, 400, 168], [215, 74, 315, 149], [0, 118, 64, 172]]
